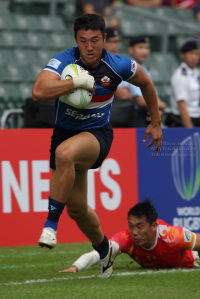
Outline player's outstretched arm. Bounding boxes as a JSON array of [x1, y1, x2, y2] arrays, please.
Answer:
[[32, 70, 94, 102], [59, 250, 100, 273], [128, 64, 162, 152]]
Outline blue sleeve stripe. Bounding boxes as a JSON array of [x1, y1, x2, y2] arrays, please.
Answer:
[[44, 67, 61, 77]]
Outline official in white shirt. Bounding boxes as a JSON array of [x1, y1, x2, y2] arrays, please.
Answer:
[[169, 40, 200, 127]]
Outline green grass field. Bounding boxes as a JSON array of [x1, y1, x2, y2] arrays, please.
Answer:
[[0, 242, 200, 299]]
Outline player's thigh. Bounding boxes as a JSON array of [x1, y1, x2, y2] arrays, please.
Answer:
[[66, 170, 88, 217], [56, 131, 100, 170]]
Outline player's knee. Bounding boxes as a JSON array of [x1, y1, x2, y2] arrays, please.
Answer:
[[56, 143, 74, 167], [67, 206, 87, 221]]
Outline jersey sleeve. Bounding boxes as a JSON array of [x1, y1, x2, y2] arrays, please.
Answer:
[[171, 73, 189, 102], [105, 53, 137, 82], [111, 230, 132, 254], [73, 250, 100, 272], [44, 50, 73, 77], [178, 227, 196, 250], [165, 225, 196, 251], [117, 56, 138, 81]]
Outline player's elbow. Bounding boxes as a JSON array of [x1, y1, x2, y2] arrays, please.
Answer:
[[140, 76, 152, 90], [32, 86, 43, 102]]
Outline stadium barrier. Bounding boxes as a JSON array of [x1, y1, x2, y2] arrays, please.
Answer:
[[137, 128, 200, 234], [0, 128, 138, 246], [0, 128, 200, 247]]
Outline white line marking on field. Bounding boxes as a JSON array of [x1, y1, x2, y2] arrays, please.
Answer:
[[1, 268, 200, 286], [0, 259, 132, 270]]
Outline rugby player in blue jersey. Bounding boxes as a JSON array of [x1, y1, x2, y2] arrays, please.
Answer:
[[32, 14, 162, 277]]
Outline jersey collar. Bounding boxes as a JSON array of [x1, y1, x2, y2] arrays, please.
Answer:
[[181, 62, 196, 75], [141, 227, 158, 251]]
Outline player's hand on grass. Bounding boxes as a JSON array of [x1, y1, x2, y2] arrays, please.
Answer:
[[58, 265, 78, 273], [73, 71, 95, 91], [143, 121, 162, 154]]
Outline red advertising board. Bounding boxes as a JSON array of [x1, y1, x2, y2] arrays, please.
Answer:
[[0, 129, 138, 246]]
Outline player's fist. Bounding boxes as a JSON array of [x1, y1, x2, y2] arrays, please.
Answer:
[[73, 71, 94, 91]]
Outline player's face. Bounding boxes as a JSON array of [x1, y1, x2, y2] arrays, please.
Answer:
[[104, 36, 120, 55], [181, 50, 199, 69], [75, 29, 106, 67], [129, 43, 150, 64], [128, 215, 157, 249]]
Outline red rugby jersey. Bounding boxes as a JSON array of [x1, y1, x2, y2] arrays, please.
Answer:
[[111, 219, 197, 268]]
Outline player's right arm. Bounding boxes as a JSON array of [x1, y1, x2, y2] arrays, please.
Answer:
[[32, 70, 75, 102], [59, 250, 100, 273], [59, 239, 122, 273], [32, 70, 95, 102]]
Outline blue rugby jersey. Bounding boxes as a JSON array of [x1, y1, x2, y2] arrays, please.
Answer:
[[44, 47, 137, 130]]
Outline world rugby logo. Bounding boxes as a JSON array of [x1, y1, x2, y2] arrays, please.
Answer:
[[171, 133, 200, 201]]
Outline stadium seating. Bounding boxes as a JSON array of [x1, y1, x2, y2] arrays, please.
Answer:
[[12, 49, 38, 65], [0, 32, 27, 48], [24, 32, 51, 48], [12, 14, 40, 31], [146, 52, 179, 75], [35, 49, 58, 65], [0, 49, 14, 65], [37, 16, 66, 32], [0, 1, 10, 15], [48, 32, 76, 50], [4, 65, 31, 83], [18, 83, 33, 100], [0, 83, 21, 114], [155, 84, 171, 108]]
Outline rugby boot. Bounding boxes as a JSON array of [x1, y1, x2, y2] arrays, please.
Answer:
[[38, 227, 57, 249], [98, 240, 119, 278]]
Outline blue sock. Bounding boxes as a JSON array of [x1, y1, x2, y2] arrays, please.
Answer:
[[44, 197, 66, 231], [93, 235, 109, 260], [44, 219, 57, 231]]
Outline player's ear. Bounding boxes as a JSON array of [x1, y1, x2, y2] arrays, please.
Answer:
[[103, 33, 107, 43], [152, 221, 158, 230]]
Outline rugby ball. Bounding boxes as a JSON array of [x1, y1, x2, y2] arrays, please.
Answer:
[[60, 64, 93, 109]]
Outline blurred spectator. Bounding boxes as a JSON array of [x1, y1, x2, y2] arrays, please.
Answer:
[[194, 1, 200, 21], [162, 0, 200, 21], [104, 27, 133, 100], [116, 35, 166, 127], [126, 0, 200, 21], [171, 0, 198, 9], [75, 0, 119, 28], [104, 27, 120, 55], [167, 40, 200, 127], [125, 0, 161, 7], [103, 27, 135, 127]]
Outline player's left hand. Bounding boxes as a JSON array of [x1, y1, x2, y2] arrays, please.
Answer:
[[58, 265, 78, 273], [143, 121, 162, 154]]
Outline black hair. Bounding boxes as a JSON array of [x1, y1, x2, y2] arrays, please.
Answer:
[[74, 14, 105, 37], [127, 199, 158, 225]]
